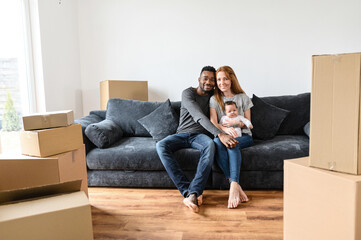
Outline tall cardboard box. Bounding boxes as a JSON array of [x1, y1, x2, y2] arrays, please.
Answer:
[[100, 80, 148, 110], [22, 110, 74, 131], [284, 157, 361, 240], [310, 52, 361, 174], [20, 124, 83, 157], [0, 145, 88, 196], [0, 181, 94, 240]]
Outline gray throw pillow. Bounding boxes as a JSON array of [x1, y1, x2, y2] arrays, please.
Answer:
[[260, 93, 310, 135], [85, 119, 123, 148], [137, 99, 179, 141], [106, 99, 164, 137], [251, 94, 290, 140], [304, 122, 310, 137]]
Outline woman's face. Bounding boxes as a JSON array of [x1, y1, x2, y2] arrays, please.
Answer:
[[217, 71, 231, 93]]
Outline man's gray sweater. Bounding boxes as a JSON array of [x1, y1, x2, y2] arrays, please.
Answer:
[[176, 87, 222, 137]]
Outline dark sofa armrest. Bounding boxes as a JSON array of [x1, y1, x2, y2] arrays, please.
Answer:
[[74, 111, 105, 154]]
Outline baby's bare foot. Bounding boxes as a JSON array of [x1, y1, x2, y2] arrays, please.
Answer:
[[183, 194, 199, 213], [228, 182, 241, 209], [238, 184, 249, 202]]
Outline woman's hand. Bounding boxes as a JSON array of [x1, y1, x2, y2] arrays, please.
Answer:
[[224, 127, 238, 138]]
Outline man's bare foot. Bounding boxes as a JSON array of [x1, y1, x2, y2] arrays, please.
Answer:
[[197, 195, 203, 206], [228, 182, 241, 209], [183, 193, 199, 213], [238, 184, 249, 202]]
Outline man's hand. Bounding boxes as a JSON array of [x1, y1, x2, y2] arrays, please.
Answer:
[[217, 132, 238, 148], [224, 127, 238, 138]]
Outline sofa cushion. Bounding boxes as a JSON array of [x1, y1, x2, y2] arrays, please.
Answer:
[[251, 94, 290, 140], [260, 93, 310, 135], [241, 135, 309, 171], [86, 137, 201, 171], [74, 113, 103, 154], [137, 99, 179, 141], [85, 119, 123, 148]]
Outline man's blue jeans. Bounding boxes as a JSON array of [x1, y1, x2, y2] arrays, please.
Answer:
[[156, 133, 215, 198], [213, 134, 253, 184]]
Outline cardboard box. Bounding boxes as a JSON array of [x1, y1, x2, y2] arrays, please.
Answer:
[[50, 145, 88, 196], [22, 110, 74, 131], [100, 80, 148, 110], [284, 157, 361, 240], [310, 52, 361, 174], [0, 155, 60, 191], [0, 180, 94, 240], [0, 145, 88, 196], [20, 124, 83, 157]]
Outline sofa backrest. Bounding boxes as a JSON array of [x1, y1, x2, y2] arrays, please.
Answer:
[[257, 93, 310, 135], [170, 101, 181, 117], [89, 93, 309, 138], [89, 110, 106, 120]]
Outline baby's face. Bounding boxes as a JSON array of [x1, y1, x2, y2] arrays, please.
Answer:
[[225, 104, 238, 118]]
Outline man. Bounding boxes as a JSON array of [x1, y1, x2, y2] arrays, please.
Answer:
[[156, 66, 238, 213]]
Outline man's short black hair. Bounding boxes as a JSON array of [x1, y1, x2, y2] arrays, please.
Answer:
[[200, 66, 216, 76]]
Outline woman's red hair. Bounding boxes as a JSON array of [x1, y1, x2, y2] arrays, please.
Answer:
[[214, 66, 245, 111]]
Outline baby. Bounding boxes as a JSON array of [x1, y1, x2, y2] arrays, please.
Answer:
[[220, 101, 253, 137]]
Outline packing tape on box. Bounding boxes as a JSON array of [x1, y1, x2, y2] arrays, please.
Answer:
[[42, 115, 50, 122], [328, 162, 336, 170]]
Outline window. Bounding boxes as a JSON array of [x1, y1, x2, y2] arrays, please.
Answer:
[[0, 0, 37, 153]]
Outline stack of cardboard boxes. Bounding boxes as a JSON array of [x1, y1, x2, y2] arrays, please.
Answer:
[[284, 53, 361, 240], [0, 110, 93, 240]]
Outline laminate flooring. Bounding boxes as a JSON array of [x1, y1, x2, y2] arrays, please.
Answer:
[[89, 188, 283, 240]]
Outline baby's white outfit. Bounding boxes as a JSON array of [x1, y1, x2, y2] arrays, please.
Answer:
[[220, 115, 252, 137]]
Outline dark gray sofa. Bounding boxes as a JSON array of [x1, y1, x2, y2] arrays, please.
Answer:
[[75, 93, 310, 190]]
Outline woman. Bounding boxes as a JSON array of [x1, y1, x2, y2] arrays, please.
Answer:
[[210, 66, 253, 209]]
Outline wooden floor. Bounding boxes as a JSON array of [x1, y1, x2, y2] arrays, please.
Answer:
[[89, 188, 283, 240]]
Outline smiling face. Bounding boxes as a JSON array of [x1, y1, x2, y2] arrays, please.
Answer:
[[225, 103, 238, 118], [198, 71, 215, 94], [216, 71, 232, 93]]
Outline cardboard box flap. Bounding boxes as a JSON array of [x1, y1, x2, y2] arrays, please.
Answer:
[[0, 191, 89, 222], [0, 180, 82, 205]]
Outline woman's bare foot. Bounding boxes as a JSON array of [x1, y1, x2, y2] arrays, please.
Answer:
[[183, 193, 199, 213], [228, 182, 241, 209], [238, 184, 249, 202]]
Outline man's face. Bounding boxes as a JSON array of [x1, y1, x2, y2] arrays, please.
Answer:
[[198, 71, 215, 93]]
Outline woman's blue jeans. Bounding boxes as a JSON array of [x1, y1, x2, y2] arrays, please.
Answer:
[[156, 133, 215, 198], [214, 134, 253, 184]]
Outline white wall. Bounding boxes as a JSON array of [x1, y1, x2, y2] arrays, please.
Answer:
[[39, 0, 361, 117], [37, 0, 83, 118]]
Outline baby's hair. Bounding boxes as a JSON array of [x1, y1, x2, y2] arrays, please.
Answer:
[[224, 101, 237, 108]]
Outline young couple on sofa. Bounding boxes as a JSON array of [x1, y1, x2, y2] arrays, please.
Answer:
[[156, 65, 254, 213]]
